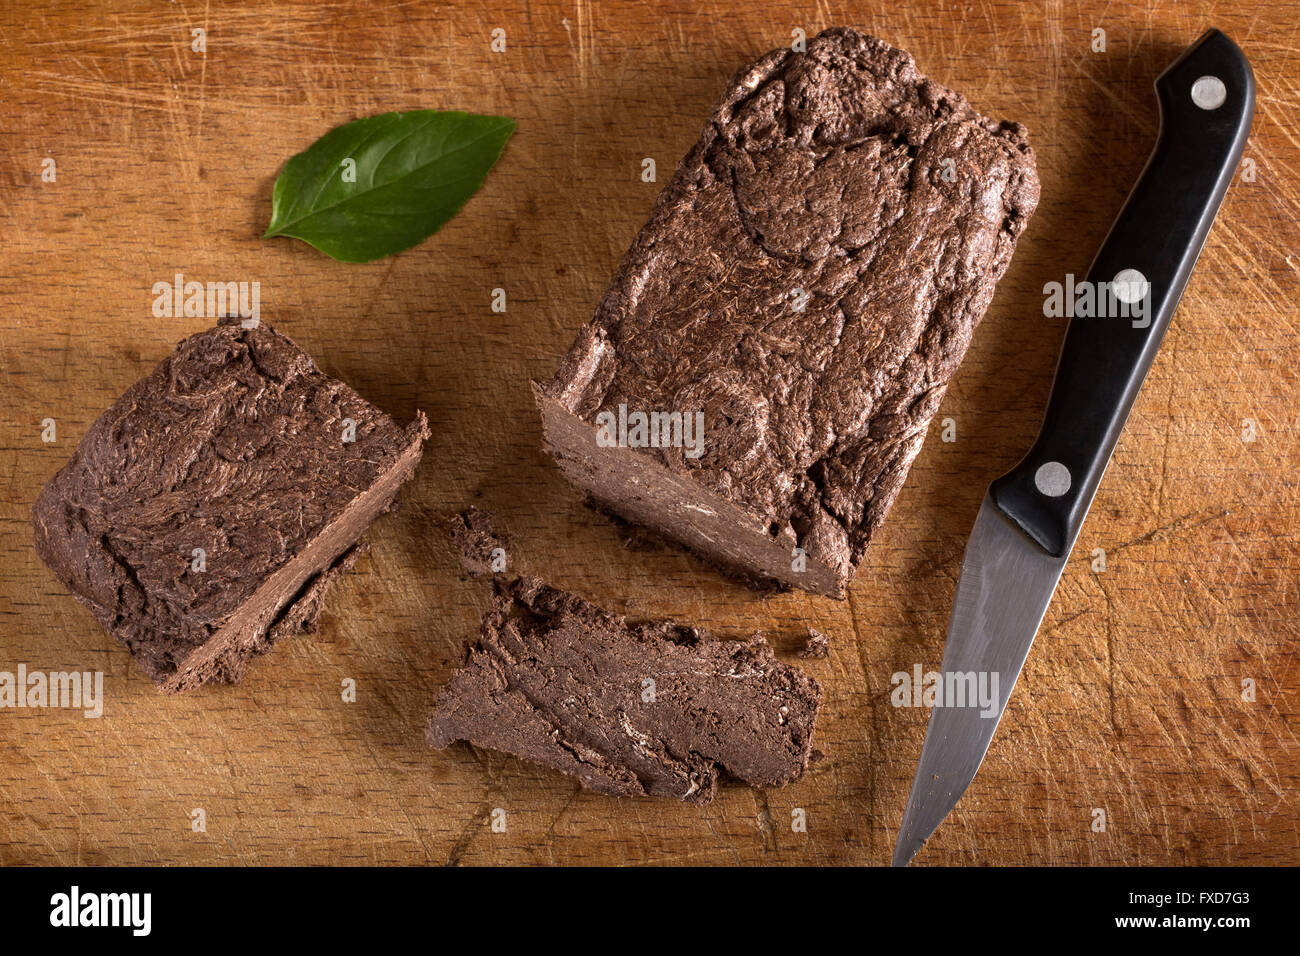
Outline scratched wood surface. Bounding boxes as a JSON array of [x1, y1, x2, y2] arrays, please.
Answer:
[[0, 0, 1296, 866]]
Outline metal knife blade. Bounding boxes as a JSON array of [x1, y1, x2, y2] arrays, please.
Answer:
[[892, 27, 1254, 866], [892, 497, 1066, 866]]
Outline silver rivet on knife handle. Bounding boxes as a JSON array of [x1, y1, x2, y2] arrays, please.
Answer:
[[1033, 462, 1071, 497], [1191, 75, 1227, 110], [1112, 268, 1149, 304]]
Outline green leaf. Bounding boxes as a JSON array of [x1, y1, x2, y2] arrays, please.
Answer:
[[263, 109, 515, 263]]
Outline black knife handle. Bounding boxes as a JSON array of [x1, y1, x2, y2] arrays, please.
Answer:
[[990, 29, 1254, 557]]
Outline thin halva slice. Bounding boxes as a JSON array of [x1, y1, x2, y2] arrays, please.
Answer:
[[427, 577, 821, 804]]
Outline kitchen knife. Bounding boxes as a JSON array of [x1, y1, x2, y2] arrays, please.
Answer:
[[892, 28, 1255, 867]]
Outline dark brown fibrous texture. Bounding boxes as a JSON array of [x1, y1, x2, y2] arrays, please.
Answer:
[[446, 506, 509, 576], [799, 627, 831, 659], [427, 577, 822, 804], [536, 28, 1040, 597], [32, 317, 428, 693]]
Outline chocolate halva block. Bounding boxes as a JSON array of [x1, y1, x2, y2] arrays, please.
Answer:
[[32, 317, 428, 693], [427, 576, 821, 804], [535, 27, 1039, 597]]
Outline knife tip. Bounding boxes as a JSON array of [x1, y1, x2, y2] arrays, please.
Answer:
[[891, 836, 921, 867]]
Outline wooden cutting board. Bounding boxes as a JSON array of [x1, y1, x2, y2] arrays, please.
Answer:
[[1, 0, 1296, 866]]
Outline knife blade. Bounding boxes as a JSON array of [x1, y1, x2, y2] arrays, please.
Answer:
[[893, 28, 1255, 867]]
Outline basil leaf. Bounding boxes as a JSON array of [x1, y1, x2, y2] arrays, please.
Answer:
[[264, 109, 515, 263]]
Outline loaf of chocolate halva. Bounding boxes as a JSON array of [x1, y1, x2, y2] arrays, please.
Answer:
[[535, 28, 1039, 596]]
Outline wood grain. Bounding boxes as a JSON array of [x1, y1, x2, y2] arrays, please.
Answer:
[[0, 0, 1296, 866]]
